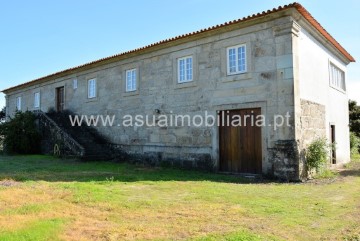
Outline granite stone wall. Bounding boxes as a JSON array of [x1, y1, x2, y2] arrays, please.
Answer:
[[299, 99, 326, 144], [298, 99, 327, 178]]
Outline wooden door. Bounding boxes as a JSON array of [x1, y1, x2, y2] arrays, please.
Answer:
[[56, 87, 65, 112], [219, 108, 262, 174]]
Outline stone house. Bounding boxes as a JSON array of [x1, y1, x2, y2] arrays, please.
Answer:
[[2, 3, 355, 180]]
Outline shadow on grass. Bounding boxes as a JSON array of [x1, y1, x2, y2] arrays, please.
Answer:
[[338, 162, 360, 177], [337, 154, 360, 178], [338, 169, 360, 177], [0, 155, 269, 184]]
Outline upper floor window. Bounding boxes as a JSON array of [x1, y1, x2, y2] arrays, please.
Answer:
[[126, 69, 137, 92], [227, 44, 246, 75], [329, 63, 346, 91], [178, 56, 193, 83], [34, 92, 40, 108], [88, 78, 97, 98], [16, 97, 22, 111]]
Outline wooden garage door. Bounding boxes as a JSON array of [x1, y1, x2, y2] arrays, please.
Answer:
[[219, 108, 262, 174]]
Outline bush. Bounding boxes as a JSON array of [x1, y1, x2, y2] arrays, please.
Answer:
[[0, 107, 5, 122], [306, 138, 330, 172], [350, 132, 360, 154], [0, 111, 41, 154]]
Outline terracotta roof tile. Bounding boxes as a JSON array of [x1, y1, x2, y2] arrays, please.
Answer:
[[2, 2, 355, 93]]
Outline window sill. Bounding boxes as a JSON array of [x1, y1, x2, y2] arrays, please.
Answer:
[[174, 81, 197, 89], [221, 72, 252, 82], [86, 97, 99, 103], [329, 85, 346, 94], [123, 90, 139, 97]]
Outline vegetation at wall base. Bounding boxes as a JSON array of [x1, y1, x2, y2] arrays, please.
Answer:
[[314, 169, 338, 179], [305, 138, 331, 176], [0, 111, 41, 154], [0, 107, 5, 123], [350, 132, 360, 154]]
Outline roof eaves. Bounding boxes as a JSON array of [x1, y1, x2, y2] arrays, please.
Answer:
[[293, 3, 355, 63]]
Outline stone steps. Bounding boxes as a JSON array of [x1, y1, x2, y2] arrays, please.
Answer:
[[46, 111, 114, 161]]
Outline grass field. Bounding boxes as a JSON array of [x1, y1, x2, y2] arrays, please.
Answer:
[[0, 155, 359, 241]]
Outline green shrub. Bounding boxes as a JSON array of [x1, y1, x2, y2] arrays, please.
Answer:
[[349, 100, 360, 137], [350, 132, 360, 154], [306, 138, 330, 172], [0, 107, 5, 123], [0, 111, 41, 154]]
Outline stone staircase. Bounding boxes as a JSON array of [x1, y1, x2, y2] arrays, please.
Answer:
[[36, 110, 114, 161]]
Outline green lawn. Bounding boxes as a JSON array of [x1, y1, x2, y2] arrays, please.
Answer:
[[0, 155, 359, 241]]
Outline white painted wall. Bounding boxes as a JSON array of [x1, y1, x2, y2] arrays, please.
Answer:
[[298, 28, 350, 164]]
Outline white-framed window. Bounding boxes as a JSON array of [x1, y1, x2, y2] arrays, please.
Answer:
[[178, 56, 193, 83], [126, 69, 137, 92], [329, 63, 346, 91], [88, 78, 97, 98], [16, 96, 22, 111], [34, 92, 40, 108], [73, 78, 78, 90], [227, 44, 247, 75]]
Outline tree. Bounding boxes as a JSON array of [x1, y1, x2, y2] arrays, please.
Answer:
[[0, 110, 41, 154], [0, 107, 5, 123], [349, 100, 360, 137]]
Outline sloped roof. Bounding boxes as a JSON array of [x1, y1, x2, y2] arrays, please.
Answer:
[[2, 2, 355, 93]]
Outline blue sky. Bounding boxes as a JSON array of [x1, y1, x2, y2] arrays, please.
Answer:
[[1, 0, 359, 109]]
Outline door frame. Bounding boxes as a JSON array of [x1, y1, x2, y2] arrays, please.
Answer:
[[218, 108, 262, 174], [55, 86, 65, 112], [215, 103, 266, 174]]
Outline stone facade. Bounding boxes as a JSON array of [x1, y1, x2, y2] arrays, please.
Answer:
[[297, 99, 327, 178], [299, 99, 327, 146], [2, 6, 353, 180]]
